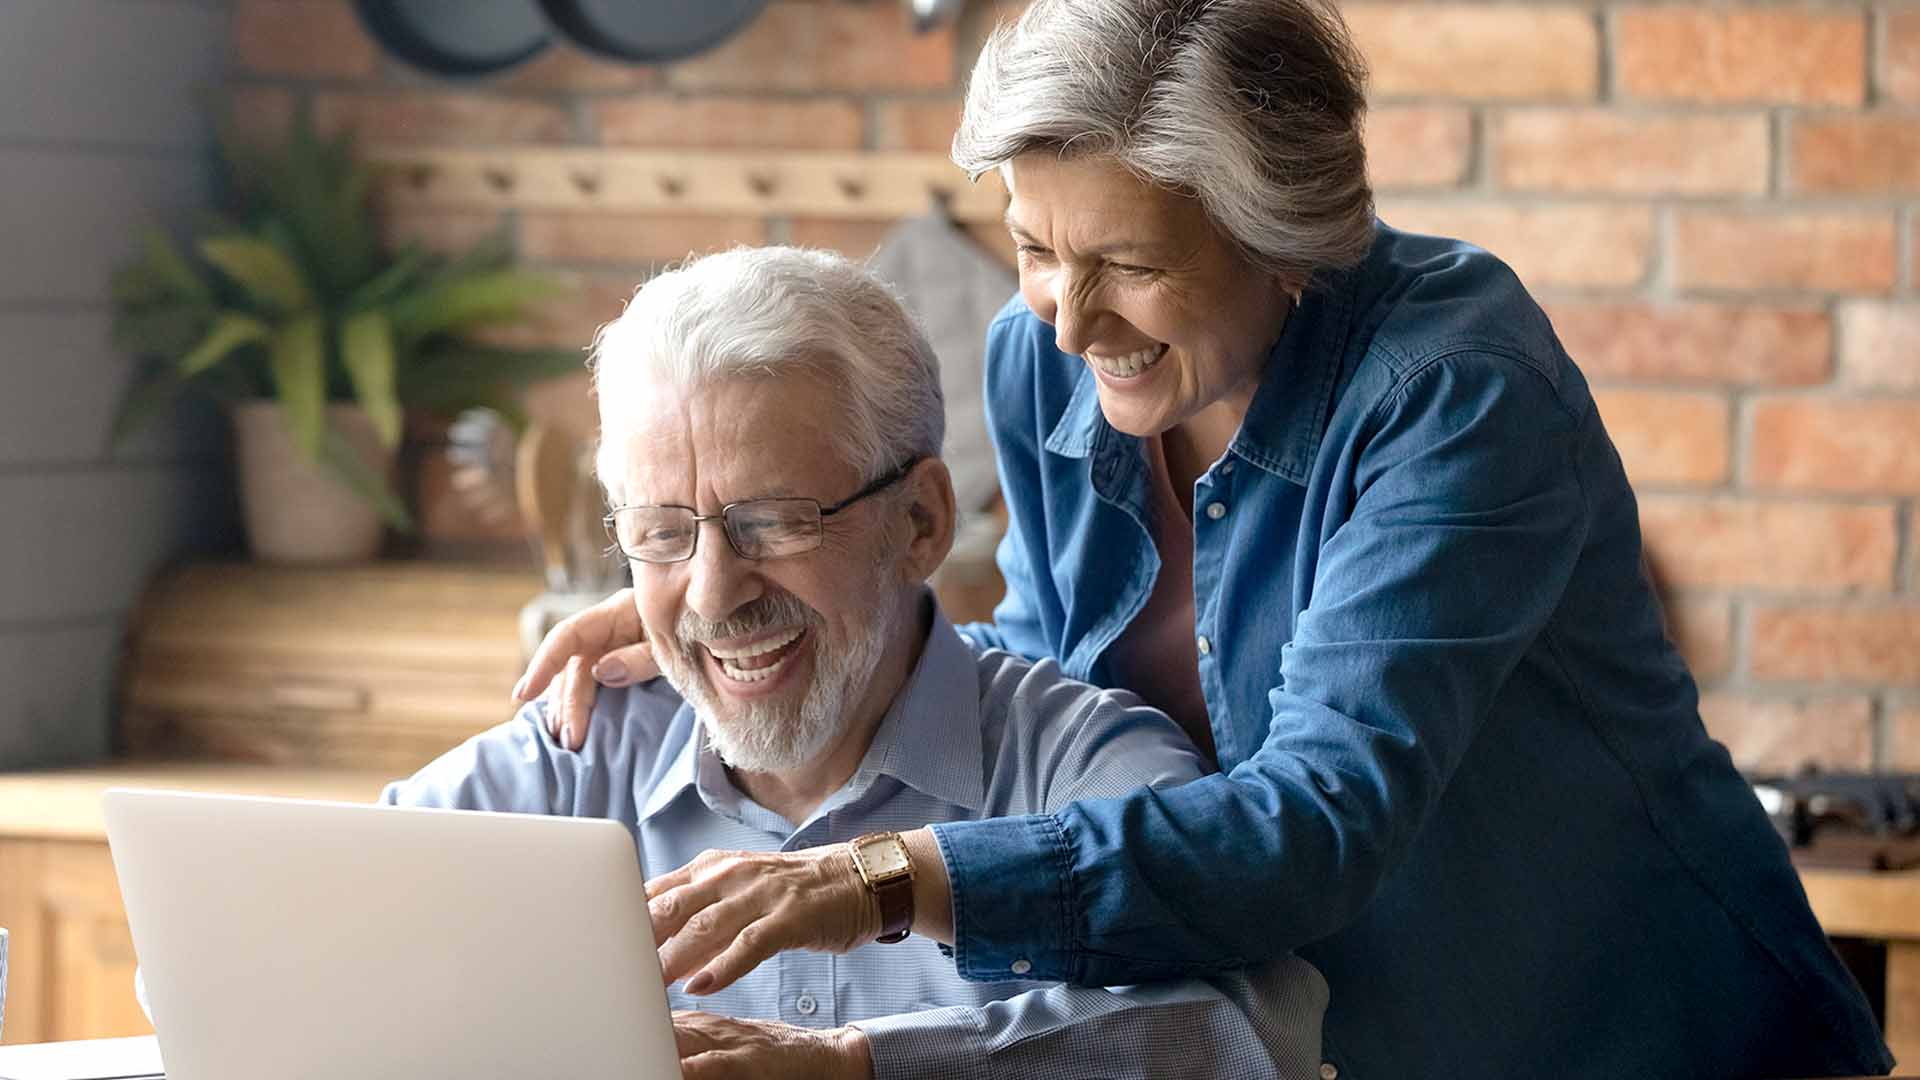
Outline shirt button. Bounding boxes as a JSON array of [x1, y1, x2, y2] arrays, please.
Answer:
[[1221, 461, 1235, 474], [795, 992, 818, 1015], [1320, 1064, 1338, 1080], [1205, 501, 1227, 520], [1196, 635, 1212, 656], [1010, 959, 1032, 975]]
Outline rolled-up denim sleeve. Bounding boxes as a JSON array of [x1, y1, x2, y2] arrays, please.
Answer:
[[855, 955, 1327, 1080], [938, 351, 1590, 985]]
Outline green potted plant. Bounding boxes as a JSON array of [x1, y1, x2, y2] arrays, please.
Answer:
[[109, 110, 580, 562]]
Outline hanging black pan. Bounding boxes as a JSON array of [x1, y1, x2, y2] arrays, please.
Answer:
[[539, 0, 769, 63], [355, 0, 553, 77]]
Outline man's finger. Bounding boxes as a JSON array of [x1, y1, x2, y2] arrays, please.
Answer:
[[645, 864, 697, 903], [657, 896, 760, 986], [684, 916, 785, 996]]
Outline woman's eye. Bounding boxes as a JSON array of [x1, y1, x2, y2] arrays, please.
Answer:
[[1109, 261, 1156, 278], [1016, 243, 1054, 261]]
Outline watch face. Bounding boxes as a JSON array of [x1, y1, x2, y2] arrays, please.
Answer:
[[859, 837, 911, 877]]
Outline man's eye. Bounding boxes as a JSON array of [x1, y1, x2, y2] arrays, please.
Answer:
[[643, 525, 689, 545]]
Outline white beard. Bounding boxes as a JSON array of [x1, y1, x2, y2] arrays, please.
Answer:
[[657, 589, 901, 775]]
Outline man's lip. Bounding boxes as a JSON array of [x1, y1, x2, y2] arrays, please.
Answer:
[[699, 626, 804, 658], [700, 628, 809, 699]]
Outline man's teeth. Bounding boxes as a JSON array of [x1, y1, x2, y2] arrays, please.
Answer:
[[707, 627, 804, 683], [1087, 344, 1166, 378]]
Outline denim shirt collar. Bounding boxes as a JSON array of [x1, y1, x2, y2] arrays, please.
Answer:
[[638, 595, 986, 826], [1043, 260, 1360, 486]]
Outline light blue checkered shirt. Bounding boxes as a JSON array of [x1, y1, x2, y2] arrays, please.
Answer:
[[382, 603, 1326, 1079]]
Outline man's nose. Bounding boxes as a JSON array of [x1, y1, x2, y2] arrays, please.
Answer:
[[684, 522, 762, 624]]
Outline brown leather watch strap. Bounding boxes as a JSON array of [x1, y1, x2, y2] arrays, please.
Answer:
[[871, 873, 914, 944]]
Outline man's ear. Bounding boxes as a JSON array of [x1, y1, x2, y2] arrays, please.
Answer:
[[898, 458, 957, 581]]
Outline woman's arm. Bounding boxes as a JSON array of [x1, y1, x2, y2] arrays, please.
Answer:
[[934, 350, 1591, 983]]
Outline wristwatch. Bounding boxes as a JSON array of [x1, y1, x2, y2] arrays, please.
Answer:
[[848, 831, 915, 944]]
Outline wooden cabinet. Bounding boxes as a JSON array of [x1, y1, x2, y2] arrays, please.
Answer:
[[0, 765, 391, 1045]]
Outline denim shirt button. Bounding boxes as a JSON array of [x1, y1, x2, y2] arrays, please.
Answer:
[[1010, 959, 1032, 975], [1205, 501, 1227, 520], [1196, 635, 1212, 656], [1319, 1064, 1338, 1080]]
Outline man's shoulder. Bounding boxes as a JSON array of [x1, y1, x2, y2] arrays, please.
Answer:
[[959, 639, 1210, 812]]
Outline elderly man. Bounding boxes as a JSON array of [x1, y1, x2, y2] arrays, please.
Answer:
[[383, 246, 1325, 1080]]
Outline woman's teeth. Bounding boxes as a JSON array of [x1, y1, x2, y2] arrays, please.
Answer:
[[1087, 344, 1167, 379], [706, 627, 804, 683]]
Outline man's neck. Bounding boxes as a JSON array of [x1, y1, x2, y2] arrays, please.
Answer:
[[727, 592, 934, 826]]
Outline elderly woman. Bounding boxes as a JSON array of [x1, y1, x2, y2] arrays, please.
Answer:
[[516, 1, 1890, 1076]]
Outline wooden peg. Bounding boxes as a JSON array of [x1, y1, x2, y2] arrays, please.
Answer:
[[657, 174, 686, 198], [482, 167, 516, 194], [835, 175, 868, 200], [570, 170, 603, 196], [406, 164, 436, 191], [746, 171, 777, 198]]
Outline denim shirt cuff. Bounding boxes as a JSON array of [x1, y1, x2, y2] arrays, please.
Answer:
[[930, 814, 1080, 983]]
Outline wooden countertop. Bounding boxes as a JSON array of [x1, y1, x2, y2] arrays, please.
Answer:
[[0, 760, 395, 841]]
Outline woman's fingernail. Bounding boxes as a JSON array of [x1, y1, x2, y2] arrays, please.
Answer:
[[686, 973, 713, 995], [594, 657, 631, 685], [510, 677, 529, 702]]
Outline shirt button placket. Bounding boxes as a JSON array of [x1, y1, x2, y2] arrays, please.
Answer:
[[1320, 1063, 1339, 1080]]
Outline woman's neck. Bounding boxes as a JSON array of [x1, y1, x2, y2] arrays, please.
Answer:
[[1161, 392, 1253, 515]]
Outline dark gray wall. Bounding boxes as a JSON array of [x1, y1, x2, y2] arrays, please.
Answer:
[[0, 0, 238, 767]]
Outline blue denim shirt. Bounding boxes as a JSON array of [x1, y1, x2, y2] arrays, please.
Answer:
[[936, 222, 1891, 1079]]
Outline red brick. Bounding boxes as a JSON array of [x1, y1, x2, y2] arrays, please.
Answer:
[[1890, 11, 1920, 105], [1492, 109, 1766, 196], [1546, 302, 1831, 386], [1379, 201, 1651, 289], [1637, 496, 1897, 590], [667, 4, 957, 93], [1615, 8, 1866, 106], [498, 44, 663, 92], [1750, 603, 1920, 683], [597, 97, 863, 150], [519, 213, 768, 264], [1749, 399, 1920, 495], [788, 219, 897, 259], [1790, 115, 1920, 196], [232, 0, 377, 80], [375, 209, 510, 257], [1911, 506, 1919, 592], [1838, 302, 1920, 391], [1672, 210, 1897, 294], [872, 98, 965, 153], [225, 85, 296, 144], [523, 371, 600, 443], [475, 272, 638, 351], [1346, 5, 1598, 101], [1591, 389, 1730, 486], [1665, 596, 1734, 681], [1697, 693, 1874, 773], [1889, 701, 1920, 770], [313, 91, 573, 144], [1366, 106, 1474, 190]]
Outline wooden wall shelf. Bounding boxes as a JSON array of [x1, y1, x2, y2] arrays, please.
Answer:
[[364, 145, 1010, 223]]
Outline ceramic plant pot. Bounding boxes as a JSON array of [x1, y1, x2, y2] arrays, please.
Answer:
[[231, 401, 395, 563]]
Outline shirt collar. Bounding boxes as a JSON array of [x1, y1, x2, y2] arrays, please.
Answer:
[[1043, 253, 1363, 485], [636, 592, 986, 827]]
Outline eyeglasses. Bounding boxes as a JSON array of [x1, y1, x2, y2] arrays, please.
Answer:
[[605, 459, 921, 564]]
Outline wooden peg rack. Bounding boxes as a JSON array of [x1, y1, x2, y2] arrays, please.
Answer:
[[363, 145, 1010, 223]]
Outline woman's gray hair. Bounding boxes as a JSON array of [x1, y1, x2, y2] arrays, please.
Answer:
[[589, 246, 944, 506], [954, 0, 1375, 280]]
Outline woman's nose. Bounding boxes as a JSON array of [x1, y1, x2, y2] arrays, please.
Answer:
[[1048, 269, 1096, 356]]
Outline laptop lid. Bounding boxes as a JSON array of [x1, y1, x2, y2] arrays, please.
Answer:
[[102, 789, 682, 1080]]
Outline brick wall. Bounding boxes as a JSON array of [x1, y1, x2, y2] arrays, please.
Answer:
[[227, 0, 1918, 773]]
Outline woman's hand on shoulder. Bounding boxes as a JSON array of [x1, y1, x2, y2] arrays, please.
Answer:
[[510, 587, 656, 751]]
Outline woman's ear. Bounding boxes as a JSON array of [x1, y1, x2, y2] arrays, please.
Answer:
[[899, 458, 957, 582]]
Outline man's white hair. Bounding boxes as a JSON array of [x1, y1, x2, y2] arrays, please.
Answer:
[[590, 246, 945, 506]]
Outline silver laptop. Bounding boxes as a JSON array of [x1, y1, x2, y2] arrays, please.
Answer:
[[102, 789, 682, 1080]]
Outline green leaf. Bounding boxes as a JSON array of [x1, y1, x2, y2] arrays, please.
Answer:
[[398, 342, 585, 399], [200, 234, 314, 313], [339, 310, 403, 448], [320, 424, 413, 532], [108, 368, 185, 448], [112, 303, 209, 359], [179, 312, 270, 375], [140, 228, 213, 303], [346, 243, 434, 313], [388, 270, 558, 348], [269, 313, 327, 460]]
